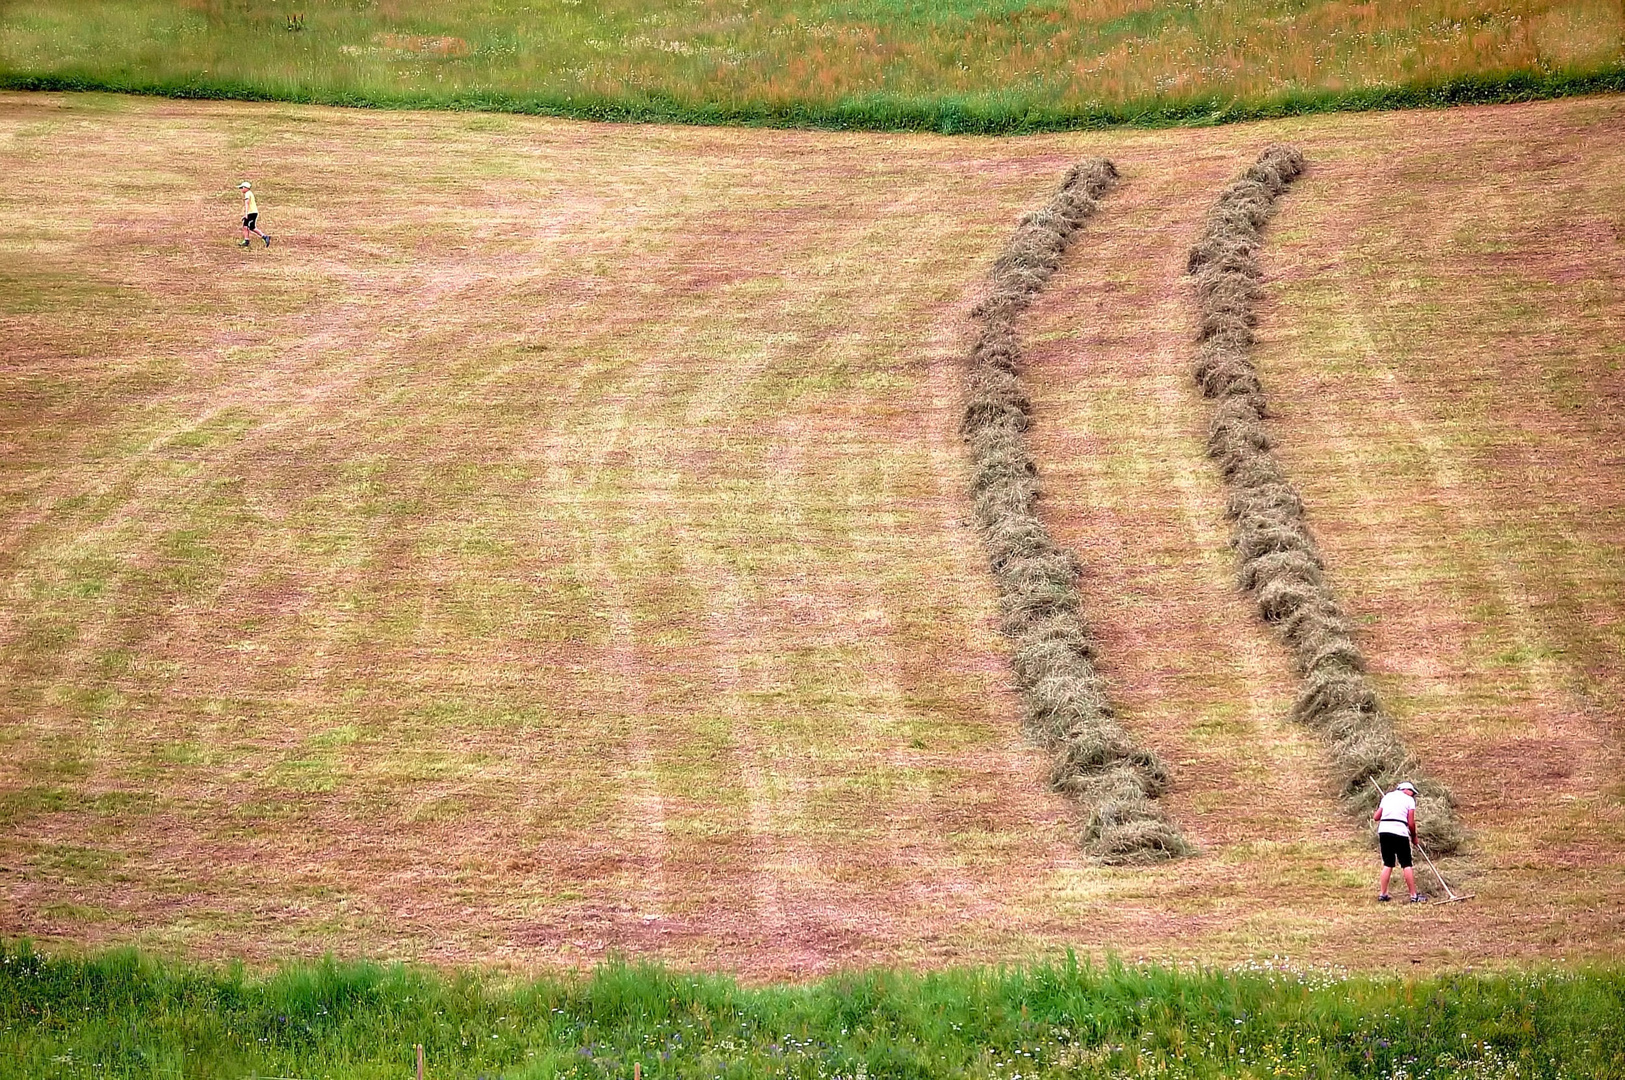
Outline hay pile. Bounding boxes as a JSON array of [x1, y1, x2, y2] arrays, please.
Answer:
[[964, 159, 1191, 863], [1188, 145, 1463, 854]]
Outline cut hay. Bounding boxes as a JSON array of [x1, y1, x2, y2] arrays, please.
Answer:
[[964, 159, 1190, 863], [1085, 801, 1194, 863], [1188, 144, 1464, 854]]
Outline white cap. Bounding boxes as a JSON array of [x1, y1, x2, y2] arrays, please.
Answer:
[[1396, 782, 1417, 793], [238, 181, 252, 189]]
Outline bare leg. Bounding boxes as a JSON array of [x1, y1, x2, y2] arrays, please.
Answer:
[[1379, 866, 1393, 896], [1403, 867, 1418, 896]]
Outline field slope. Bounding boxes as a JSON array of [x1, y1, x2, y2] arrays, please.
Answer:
[[1, 90, 1623, 976]]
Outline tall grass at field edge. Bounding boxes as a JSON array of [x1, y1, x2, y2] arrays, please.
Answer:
[[4, 66, 1624, 133], [4, 941, 1625, 1078]]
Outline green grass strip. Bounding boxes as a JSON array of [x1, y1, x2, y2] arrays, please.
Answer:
[[2, 66, 1623, 133], [4, 940, 1625, 1078]]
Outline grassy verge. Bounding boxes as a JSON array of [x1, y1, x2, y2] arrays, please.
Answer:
[[3, 941, 1624, 1079], [2, 0, 1622, 133], [4, 66, 1625, 132]]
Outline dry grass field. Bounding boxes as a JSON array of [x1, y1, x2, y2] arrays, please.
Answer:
[[1, 90, 1621, 979]]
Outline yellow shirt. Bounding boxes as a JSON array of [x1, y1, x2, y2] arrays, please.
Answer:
[[242, 190, 258, 214]]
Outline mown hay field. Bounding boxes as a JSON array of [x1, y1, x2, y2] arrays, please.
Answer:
[[1, 90, 1622, 977], [2, 0, 1623, 126]]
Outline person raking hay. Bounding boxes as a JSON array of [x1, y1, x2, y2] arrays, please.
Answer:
[[1374, 781, 1427, 903]]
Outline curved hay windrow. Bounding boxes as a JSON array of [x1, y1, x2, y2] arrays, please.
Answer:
[[1188, 145, 1464, 854], [964, 160, 1191, 864]]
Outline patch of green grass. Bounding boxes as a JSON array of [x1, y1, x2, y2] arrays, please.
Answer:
[[2, 943, 1625, 1079], [2, 0, 1622, 130], [155, 526, 223, 597], [166, 408, 253, 451], [269, 754, 343, 794], [31, 844, 124, 884], [32, 903, 111, 925], [0, 788, 71, 829], [84, 790, 157, 817], [0, 245, 150, 310]]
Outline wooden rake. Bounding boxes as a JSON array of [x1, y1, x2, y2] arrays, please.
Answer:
[[1367, 778, 1475, 905]]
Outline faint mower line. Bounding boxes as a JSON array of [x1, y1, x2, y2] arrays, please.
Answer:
[[1186, 144, 1464, 853], [962, 159, 1191, 864]]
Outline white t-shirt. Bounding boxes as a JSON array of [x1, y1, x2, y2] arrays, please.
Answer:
[[1377, 790, 1416, 837]]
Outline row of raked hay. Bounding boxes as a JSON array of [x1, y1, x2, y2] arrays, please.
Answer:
[[965, 149, 1462, 860], [1187, 145, 1463, 852], [962, 159, 1191, 864]]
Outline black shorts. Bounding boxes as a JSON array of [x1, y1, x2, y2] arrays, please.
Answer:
[[243, 213, 258, 229], [1379, 832, 1413, 868]]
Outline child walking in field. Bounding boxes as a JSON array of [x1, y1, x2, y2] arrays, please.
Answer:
[[238, 181, 270, 248]]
